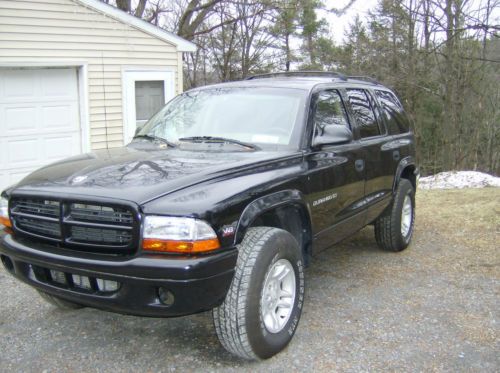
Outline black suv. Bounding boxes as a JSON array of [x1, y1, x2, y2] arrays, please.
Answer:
[[0, 72, 418, 360]]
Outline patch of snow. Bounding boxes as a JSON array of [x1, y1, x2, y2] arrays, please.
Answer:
[[418, 171, 500, 190]]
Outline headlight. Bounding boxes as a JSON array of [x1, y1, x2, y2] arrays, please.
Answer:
[[0, 196, 11, 228], [142, 216, 220, 254]]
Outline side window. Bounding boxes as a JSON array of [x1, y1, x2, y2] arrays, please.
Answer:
[[346, 89, 381, 138], [313, 90, 350, 137], [375, 90, 410, 134]]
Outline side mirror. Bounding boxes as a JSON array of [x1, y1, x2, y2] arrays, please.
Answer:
[[312, 125, 353, 147], [135, 123, 146, 136]]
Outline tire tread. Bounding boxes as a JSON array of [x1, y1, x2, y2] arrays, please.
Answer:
[[374, 179, 414, 252], [212, 227, 276, 360]]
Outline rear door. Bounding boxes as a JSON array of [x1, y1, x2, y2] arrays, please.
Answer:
[[344, 88, 395, 223], [374, 88, 415, 164], [305, 89, 366, 252]]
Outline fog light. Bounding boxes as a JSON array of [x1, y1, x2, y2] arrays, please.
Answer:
[[96, 278, 119, 292], [72, 274, 92, 290], [158, 287, 174, 306], [50, 269, 66, 284]]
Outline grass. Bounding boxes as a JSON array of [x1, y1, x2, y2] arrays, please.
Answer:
[[415, 187, 499, 279], [416, 187, 500, 236]]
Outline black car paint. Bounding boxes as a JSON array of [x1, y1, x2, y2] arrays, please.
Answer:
[[1, 234, 237, 317], [0, 77, 417, 317]]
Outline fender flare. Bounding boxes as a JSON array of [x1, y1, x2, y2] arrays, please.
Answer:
[[233, 189, 312, 246], [393, 156, 418, 192]]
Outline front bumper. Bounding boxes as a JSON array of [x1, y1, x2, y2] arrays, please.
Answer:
[[0, 234, 237, 317]]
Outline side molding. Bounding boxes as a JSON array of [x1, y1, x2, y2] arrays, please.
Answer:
[[233, 189, 311, 245]]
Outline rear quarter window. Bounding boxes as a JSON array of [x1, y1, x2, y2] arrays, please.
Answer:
[[375, 90, 410, 134], [345, 89, 382, 138]]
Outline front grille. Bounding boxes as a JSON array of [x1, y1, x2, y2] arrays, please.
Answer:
[[69, 203, 134, 224], [9, 197, 138, 255], [28, 264, 121, 294], [11, 198, 59, 218], [16, 216, 61, 238], [70, 226, 133, 245]]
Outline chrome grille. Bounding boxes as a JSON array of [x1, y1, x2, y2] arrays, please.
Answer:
[[11, 198, 59, 218], [69, 203, 134, 224], [9, 197, 138, 255], [70, 226, 133, 245]]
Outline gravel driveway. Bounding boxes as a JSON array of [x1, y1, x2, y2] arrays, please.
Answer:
[[0, 189, 498, 372]]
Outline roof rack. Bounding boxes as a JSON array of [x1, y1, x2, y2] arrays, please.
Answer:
[[246, 71, 347, 81], [347, 76, 381, 85]]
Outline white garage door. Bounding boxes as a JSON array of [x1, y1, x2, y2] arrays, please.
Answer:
[[0, 68, 82, 192]]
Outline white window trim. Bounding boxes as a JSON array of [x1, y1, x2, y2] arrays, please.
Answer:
[[122, 67, 176, 145], [0, 61, 90, 154]]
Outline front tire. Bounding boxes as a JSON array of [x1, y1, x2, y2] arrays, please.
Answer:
[[213, 227, 305, 360], [374, 179, 415, 252]]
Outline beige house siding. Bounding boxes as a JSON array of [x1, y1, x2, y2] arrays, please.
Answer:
[[0, 0, 185, 150]]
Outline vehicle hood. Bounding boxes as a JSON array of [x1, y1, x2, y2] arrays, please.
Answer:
[[11, 144, 299, 205]]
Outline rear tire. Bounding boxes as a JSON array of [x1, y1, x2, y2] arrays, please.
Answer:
[[213, 227, 305, 360], [37, 290, 84, 310], [374, 179, 415, 252]]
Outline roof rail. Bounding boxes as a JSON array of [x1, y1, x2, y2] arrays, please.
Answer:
[[246, 71, 347, 81], [347, 76, 381, 85]]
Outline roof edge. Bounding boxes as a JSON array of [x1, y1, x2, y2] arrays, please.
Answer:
[[74, 0, 197, 52]]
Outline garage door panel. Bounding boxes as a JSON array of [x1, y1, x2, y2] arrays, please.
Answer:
[[7, 170, 31, 187], [42, 104, 79, 130], [0, 174, 7, 191], [4, 105, 38, 132], [3, 69, 37, 99], [0, 67, 82, 192], [2, 103, 79, 136], [44, 134, 81, 160], [41, 69, 78, 99], [7, 137, 40, 165]]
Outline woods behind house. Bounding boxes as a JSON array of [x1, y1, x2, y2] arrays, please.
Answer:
[[107, 0, 499, 176]]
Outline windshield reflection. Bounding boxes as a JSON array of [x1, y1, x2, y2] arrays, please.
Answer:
[[137, 87, 306, 148]]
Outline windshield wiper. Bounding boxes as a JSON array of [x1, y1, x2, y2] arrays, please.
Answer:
[[178, 136, 259, 150], [134, 134, 176, 148]]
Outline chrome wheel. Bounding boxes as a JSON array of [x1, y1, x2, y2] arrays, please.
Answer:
[[260, 259, 296, 334], [401, 195, 413, 237]]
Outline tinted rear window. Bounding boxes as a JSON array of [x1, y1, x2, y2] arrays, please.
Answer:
[[375, 90, 410, 134], [346, 89, 381, 138]]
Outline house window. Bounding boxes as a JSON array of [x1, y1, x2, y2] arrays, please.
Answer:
[[135, 80, 165, 124]]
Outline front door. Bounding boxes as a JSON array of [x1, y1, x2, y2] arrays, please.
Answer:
[[344, 88, 395, 223], [305, 89, 366, 252], [123, 70, 175, 144], [135, 80, 165, 128]]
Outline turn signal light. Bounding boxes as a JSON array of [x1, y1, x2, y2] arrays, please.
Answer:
[[0, 216, 11, 228], [142, 238, 220, 254]]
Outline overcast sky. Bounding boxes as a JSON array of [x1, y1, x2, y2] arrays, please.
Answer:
[[322, 0, 379, 44], [321, 0, 500, 45]]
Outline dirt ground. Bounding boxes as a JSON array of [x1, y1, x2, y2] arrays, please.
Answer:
[[0, 188, 498, 372]]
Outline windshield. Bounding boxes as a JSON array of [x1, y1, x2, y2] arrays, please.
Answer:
[[136, 87, 306, 149]]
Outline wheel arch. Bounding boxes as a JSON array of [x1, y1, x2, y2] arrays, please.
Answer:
[[393, 156, 418, 192], [234, 190, 313, 266]]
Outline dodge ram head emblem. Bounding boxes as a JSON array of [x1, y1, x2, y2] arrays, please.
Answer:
[[72, 175, 88, 184]]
